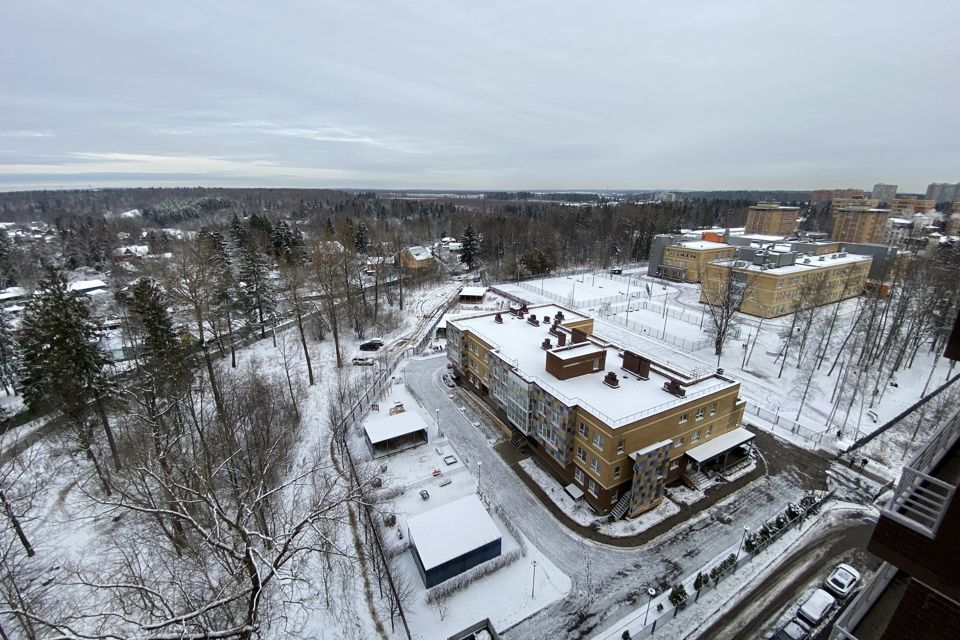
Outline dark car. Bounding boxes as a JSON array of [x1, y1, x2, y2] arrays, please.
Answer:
[[359, 338, 384, 351]]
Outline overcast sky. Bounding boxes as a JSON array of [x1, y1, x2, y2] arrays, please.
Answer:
[[1, 1, 958, 193]]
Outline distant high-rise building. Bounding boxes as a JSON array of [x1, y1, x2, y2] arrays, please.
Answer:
[[744, 202, 800, 236], [871, 183, 898, 204], [889, 195, 937, 214], [830, 195, 879, 214], [831, 207, 890, 244], [925, 182, 960, 203], [811, 188, 865, 204]]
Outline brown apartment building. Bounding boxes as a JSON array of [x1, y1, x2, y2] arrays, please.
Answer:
[[744, 202, 800, 236], [660, 241, 736, 283], [699, 249, 872, 318], [446, 304, 750, 518], [832, 207, 891, 244], [889, 195, 937, 215]]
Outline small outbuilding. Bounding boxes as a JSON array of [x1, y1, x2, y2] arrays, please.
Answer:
[[407, 495, 502, 588], [458, 286, 487, 304], [362, 411, 428, 459]]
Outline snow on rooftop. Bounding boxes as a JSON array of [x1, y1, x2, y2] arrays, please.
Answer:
[[450, 305, 734, 426], [363, 411, 428, 445], [678, 241, 730, 250], [459, 286, 487, 298], [550, 343, 604, 361], [632, 439, 672, 458], [68, 279, 108, 292], [407, 245, 433, 260], [737, 234, 787, 242], [718, 251, 872, 276], [407, 495, 501, 571], [0, 287, 27, 301]]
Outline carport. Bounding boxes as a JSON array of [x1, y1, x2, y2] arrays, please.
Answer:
[[684, 426, 756, 474], [363, 412, 429, 459]]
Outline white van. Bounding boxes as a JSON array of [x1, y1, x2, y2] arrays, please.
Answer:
[[797, 588, 835, 626]]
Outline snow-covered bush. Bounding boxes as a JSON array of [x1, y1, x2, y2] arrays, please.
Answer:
[[425, 548, 523, 604], [494, 504, 527, 556], [669, 583, 688, 608]]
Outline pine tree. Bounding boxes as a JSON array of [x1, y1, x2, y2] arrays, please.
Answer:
[[238, 241, 276, 339], [127, 278, 187, 385], [461, 224, 478, 269], [354, 222, 369, 254], [0, 307, 17, 396], [18, 269, 121, 470]]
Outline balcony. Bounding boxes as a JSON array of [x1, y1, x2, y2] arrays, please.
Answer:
[[880, 409, 960, 538]]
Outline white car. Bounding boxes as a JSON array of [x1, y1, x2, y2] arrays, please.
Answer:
[[352, 356, 376, 366], [797, 588, 836, 626], [824, 563, 861, 598]]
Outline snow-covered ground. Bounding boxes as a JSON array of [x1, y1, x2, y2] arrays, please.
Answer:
[[355, 378, 571, 639]]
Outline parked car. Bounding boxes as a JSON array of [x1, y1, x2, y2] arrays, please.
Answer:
[[352, 357, 376, 366], [824, 563, 861, 598], [359, 338, 384, 351], [442, 373, 456, 388], [771, 619, 810, 640], [797, 588, 836, 626]]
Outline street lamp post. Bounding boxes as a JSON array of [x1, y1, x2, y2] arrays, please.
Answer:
[[477, 461, 482, 495], [436, 408, 442, 438], [531, 560, 538, 598], [736, 525, 750, 560], [643, 587, 657, 626]]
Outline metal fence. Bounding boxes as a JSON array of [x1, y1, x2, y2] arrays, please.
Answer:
[[599, 310, 713, 352], [740, 399, 828, 448]]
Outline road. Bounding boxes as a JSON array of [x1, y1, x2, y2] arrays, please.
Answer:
[[695, 514, 875, 640], [404, 356, 843, 639]]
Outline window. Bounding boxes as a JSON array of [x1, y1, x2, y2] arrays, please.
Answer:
[[706, 425, 713, 437], [679, 412, 688, 424], [578, 422, 588, 437], [588, 479, 598, 497], [674, 436, 684, 447], [591, 458, 600, 473], [691, 429, 701, 443], [611, 490, 619, 504], [592, 359, 600, 371], [696, 407, 705, 420], [617, 440, 625, 454], [614, 465, 621, 480], [670, 460, 679, 470], [576, 446, 585, 462], [593, 433, 604, 450], [574, 467, 585, 484], [710, 402, 717, 416]]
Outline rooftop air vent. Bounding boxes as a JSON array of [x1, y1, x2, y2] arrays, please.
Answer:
[[494, 313, 503, 324], [557, 333, 567, 347], [541, 338, 552, 350], [527, 314, 540, 326], [543, 315, 550, 324], [603, 371, 620, 388], [662, 379, 686, 397]]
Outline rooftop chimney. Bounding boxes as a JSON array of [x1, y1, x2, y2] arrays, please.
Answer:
[[527, 314, 540, 326], [603, 371, 620, 388], [494, 313, 503, 324], [541, 338, 552, 350], [623, 350, 651, 380], [520, 303, 528, 314], [543, 315, 550, 324], [662, 379, 686, 397], [557, 333, 566, 347]]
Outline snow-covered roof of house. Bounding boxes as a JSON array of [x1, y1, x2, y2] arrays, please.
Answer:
[[112, 244, 149, 257], [676, 241, 730, 250], [68, 279, 109, 293], [459, 286, 487, 298], [0, 287, 27, 302], [449, 304, 735, 427], [406, 245, 433, 261], [407, 495, 501, 571], [363, 411, 428, 446], [685, 427, 755, 463], [447, 242, 464, 251]]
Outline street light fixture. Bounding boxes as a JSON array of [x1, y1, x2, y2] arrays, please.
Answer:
[[736, 525, 750, 560], [643, 587, 657, 626]]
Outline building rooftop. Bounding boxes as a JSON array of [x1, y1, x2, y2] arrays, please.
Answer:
[[459, 286, 487, 298], [676, 240, 730, 250], [407, 245, 433, 261], [407, 495, 501, 571], [363, 411, 427, 446], [715, 251, 872, 276], [450, 304, 735, 426]]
